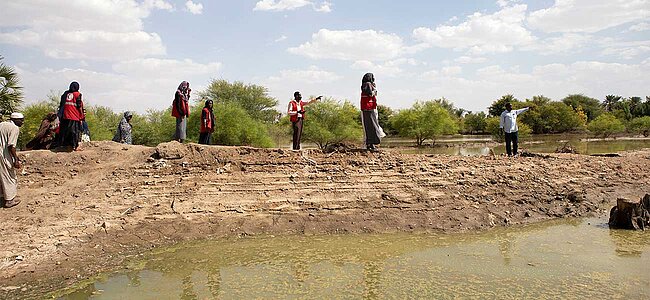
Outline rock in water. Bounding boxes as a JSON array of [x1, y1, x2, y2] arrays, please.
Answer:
[[608, 194, 650, 230]]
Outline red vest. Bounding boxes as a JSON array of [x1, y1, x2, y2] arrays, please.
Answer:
[[63, 91, 84, 121], [288, 100, 305, 123], [172, 92, 190, 118], [200, 108, 214, 133], [361, 94, 377, 111]]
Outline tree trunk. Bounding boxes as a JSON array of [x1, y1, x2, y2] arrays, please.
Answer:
[[608, 194, 650, 230]]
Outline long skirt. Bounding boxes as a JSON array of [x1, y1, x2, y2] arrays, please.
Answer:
[[175, 117, 187, 141], [199, 132, 212, 145], [59, 119, 81, 149], [361, 110, 384, 146]]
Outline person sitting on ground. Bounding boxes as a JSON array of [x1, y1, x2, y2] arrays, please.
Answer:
[[113, 111, 133, 144], [81, 108, 91, 143], [199, 100, 215, 145], [499, 103, 529, 157], [25, 112, 59, 150], [0, 113, 25, 208], [58, 81, 85, 151]]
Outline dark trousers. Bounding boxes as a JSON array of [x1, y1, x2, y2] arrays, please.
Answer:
[[60, 119, 81, 150], [199, 132, 212, 145], [505, 131, 519, 156], [292, 118, 303, 150]]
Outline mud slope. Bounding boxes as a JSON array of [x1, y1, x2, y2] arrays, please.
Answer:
[[1, 141, 649, 298]]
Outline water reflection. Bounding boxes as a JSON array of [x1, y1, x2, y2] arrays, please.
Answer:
[[61, 218, 650, 299]]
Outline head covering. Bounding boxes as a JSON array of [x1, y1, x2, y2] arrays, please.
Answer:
[[124, 111, 133, 119], [204, 99, 213, 108], [10, 113, 24, 119], [362, 73, 374, 84], [294, 91, 302, 100], [69, 82, 80, 92], [45, 112, 57, 121], [178, 81, 189, 92]]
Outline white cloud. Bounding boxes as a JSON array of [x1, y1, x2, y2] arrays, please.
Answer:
[[288, 29, 411, 61], [267, 66, 341, 83], [528, 0, 650, 33], [0, 30, 165, 61], [351, 58, 418, 77], [520, 33, 594, 54], [629, 22, 650, 32], [275, 35, 288, 42], [412, 4, 534, 54], [185, 1, 203, 15], [454, 56, 487, 64], [254, 0, 331, 12], [497, 0, 520, 7], [0, 0, 172, 61], [18, 58, 222, 113], [601, 40, 650, 59]]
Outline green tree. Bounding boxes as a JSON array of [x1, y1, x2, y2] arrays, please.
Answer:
[[131, 109, 177, 146], [85, 105, 121, 141], [561, 94, 603, 121], [302, 99, 363, 149], [376, 104, 395, 135], [603, 94, 622, 112], [199, 79, 279, 123], [463, 112, 487, 134], [486, 116, 531, 142], [587, 114, 625, 137], [210, 102, 273, 147], [488, 94, 519, 117], [534, 102, 583, 133], [0, 57, 23, 118], [391, 101, 458, 146], [629, 116, 650, 137]]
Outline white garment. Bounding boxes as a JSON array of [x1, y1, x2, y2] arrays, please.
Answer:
[[500, 108, 529, 133], [0, 121, 20, 200]]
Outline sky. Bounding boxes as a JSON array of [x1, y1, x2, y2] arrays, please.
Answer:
[[0, 0, 649, 114]]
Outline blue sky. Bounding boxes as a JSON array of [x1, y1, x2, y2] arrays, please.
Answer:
[[1, 0, 648, 114]]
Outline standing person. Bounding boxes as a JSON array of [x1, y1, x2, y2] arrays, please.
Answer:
[[199, 100, 215, 145], [81, 108, 91, 143], [172, 81, 191, 143], [25, 112, 59, 150], [287, 91, 321, 150], [58, 81, 84, 151], [360, 73, 385, 151], [499, 103, 529, 157], [113, 111, 133, 144], [0, 113, 24, 208]]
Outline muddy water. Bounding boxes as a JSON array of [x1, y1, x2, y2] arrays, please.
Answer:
[[389, 136, 650, 156], [61, 218, 649, 299]]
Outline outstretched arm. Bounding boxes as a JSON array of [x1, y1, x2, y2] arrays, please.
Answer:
[[516, 107, 530, 115], [304, 95, 322, 106]]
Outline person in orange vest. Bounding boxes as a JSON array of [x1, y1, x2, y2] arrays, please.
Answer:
[[287, 91, 321, 150], [199, 100, 215, 145], [58, 81, 85, 151], [172, 81, 191, 143]]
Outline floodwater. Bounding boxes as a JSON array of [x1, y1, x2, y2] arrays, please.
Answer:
[[60, 218, 649, 299], [386, 135, 650, 156]]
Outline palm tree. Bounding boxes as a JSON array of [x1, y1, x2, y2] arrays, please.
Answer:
[[603, 94, 621, 112], [0, 56, 23, 118]]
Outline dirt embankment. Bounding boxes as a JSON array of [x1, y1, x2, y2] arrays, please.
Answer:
[[1, 141, 649, 298]]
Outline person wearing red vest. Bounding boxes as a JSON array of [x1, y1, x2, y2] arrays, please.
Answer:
[[287, 91, 321, 150], [199, 100, 215, 145], [172, 81, 191, 143], [360, 73, 385, 151], [58, 81, 85, 151]]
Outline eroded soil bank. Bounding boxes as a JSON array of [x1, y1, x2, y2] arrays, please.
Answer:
[[1, 141, 648, 299]]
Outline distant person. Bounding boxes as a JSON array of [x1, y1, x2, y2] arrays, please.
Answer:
[[81, 108, 91, 143], [172, 81, 191, 143], [113, 111, 133, 144], [360, 73, 385, 151], [499, 103, 529, 157], [199, 100, 215, 145], [26, 112, 59, 150], [0, 113, 24, 208], [287, 91, 321, 150], [58, 81, 85, 151]]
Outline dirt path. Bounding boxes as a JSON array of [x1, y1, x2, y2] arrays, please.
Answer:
[[1, 141, 648, 298]]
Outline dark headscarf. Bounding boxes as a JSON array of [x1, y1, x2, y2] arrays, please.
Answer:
[[204, 99, 215, 125], [361, 73, 376, 96], [59, 81, 82, 118], [178, 81, 189, 94]]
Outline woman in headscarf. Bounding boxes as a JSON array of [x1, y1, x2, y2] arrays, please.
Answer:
[[360, 73, 385, 151], [113, 111, 133, 144], [171, 81, 191, 143], [25, 112, 59, 150], [199, 100, 215, 145], [58, 81, 85, 151]]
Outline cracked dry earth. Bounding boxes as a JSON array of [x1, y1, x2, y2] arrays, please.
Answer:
[[1, 141, 648, 299]]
